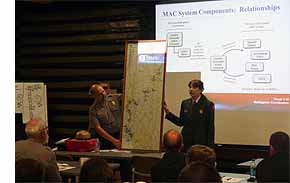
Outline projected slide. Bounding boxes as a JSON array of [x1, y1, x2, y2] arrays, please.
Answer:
[[156, 0, 290, 112]]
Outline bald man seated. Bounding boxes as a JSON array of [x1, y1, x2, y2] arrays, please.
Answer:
[[151, 129, 186, 182], [15, 119, 62, 182]]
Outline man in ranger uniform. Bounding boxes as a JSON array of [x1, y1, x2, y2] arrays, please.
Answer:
[[88, 83, 121, 149]]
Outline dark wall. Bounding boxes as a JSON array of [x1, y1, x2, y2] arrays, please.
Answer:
[[16, 1, 155, 144]]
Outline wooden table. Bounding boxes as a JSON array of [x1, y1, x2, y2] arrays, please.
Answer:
[[55, 150, 163, 160]]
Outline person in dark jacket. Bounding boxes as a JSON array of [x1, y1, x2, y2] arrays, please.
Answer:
[[164, 79, 215, 152], [256, 131, 289, 183], [151, 129, 186, 182]]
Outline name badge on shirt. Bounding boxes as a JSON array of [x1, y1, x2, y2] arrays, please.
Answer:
[[199, 109, 203, 114], [184, 109, 188, 113], [111, 101, 116, 105]]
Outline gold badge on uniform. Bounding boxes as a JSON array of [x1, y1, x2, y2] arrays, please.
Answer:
[[199, 109, 203, 114], [111, 101, 116, 105]]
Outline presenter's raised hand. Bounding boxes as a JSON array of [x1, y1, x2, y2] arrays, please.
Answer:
[[163, 101, 170, 114]]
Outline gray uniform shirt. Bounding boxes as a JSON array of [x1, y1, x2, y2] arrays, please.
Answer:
[[89, 94, 122, 134], [15, 139, 62, 182]]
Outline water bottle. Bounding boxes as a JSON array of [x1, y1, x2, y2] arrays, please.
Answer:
[[248, 159, 256, 182], [250, 159, 256, 177]]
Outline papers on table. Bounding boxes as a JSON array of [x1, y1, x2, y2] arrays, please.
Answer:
[[222, 176, 244, 183], [55, 138, 69, 145], [99, 149, 131, 153], [220, 172, 249, 183], [237, 158, 263, 167], [57, 163, 75, 171]]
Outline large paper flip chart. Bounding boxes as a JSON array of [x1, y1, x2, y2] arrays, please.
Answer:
[[121, 40, 167, 151]]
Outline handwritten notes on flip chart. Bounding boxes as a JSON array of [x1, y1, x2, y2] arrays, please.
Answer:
[[15, 83, 48, 124], [15, 83, 24, 114]]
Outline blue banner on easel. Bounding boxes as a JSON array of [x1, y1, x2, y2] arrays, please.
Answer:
[[138, 54, 165, 64]]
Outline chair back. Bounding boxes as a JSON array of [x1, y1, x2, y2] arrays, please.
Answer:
[[131, 156, 161, 183]]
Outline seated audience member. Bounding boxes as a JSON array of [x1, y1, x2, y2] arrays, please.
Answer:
[[256, 131, 290, 183], [15, 119, 62, 182], [151, 129, 186, 182], [15, 158, 45, 182], [80, 157, 114, 183], [178, 161, 221, 183], [186, 144, 216, 166]]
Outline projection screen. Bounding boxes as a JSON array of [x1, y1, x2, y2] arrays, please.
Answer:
[[156, 0, 290, 145]]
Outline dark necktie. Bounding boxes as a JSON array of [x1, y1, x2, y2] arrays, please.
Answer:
[[192, 101, 197, 111]]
